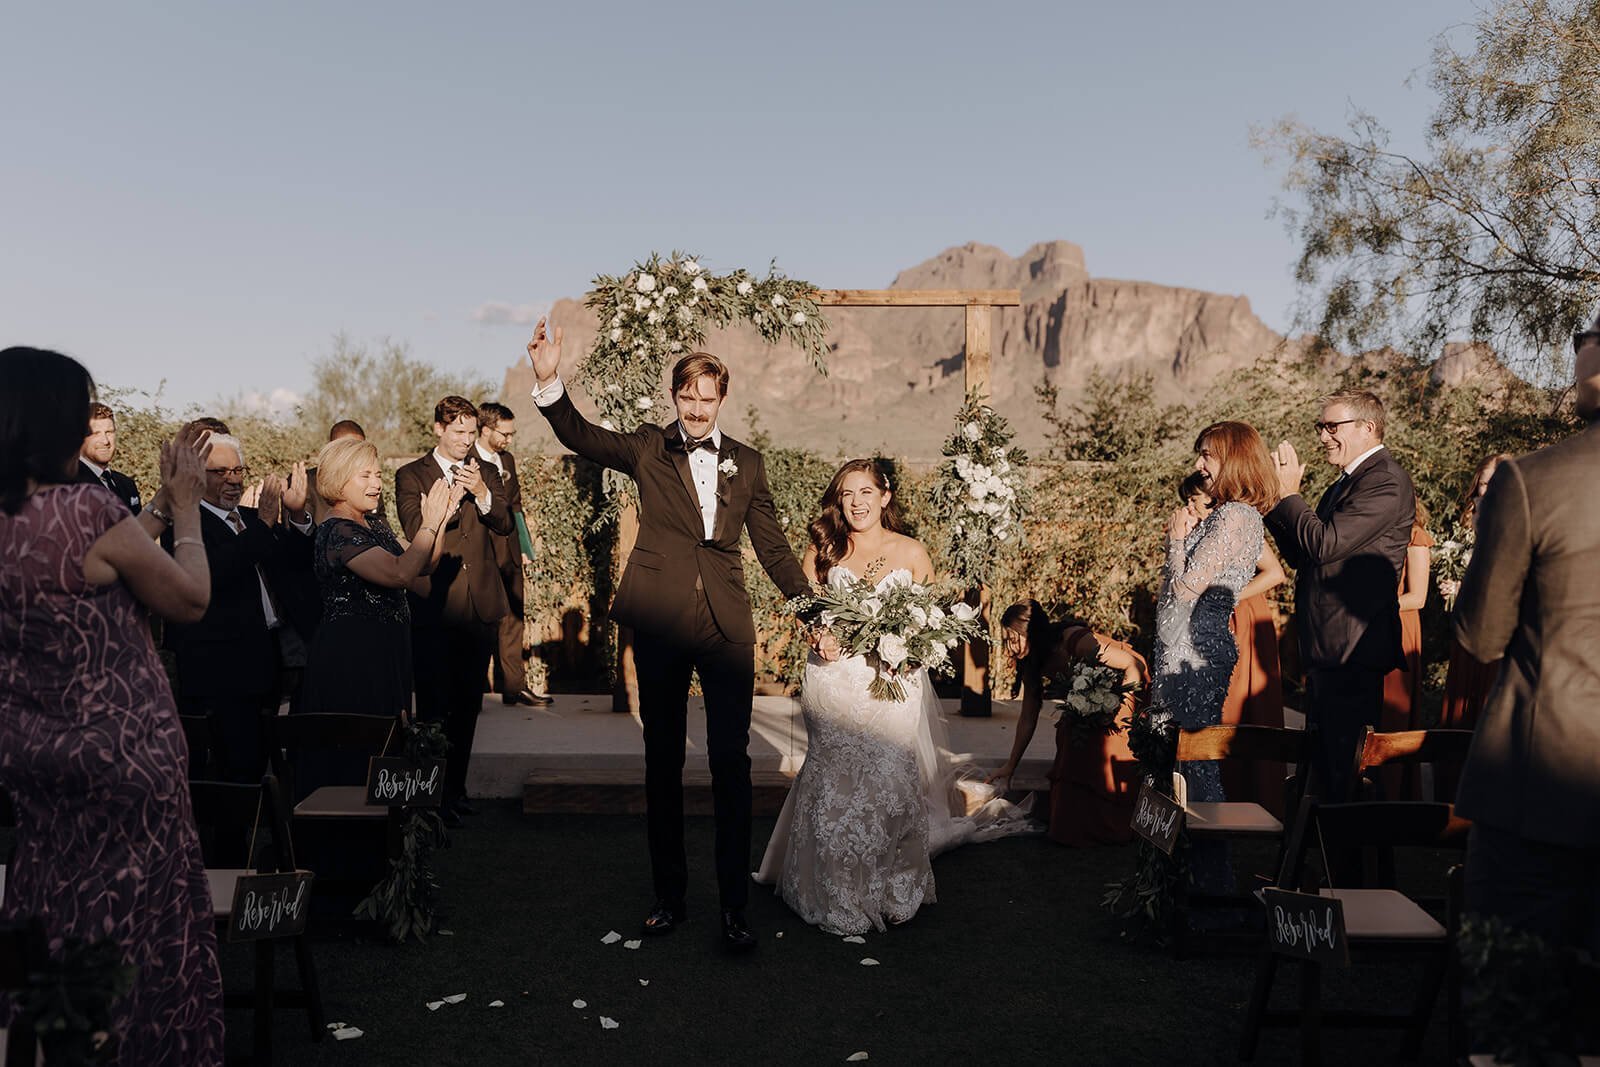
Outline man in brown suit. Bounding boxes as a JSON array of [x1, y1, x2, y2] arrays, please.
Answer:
[[526, 320, 810, 952], [395, 397, 512, 825], [1454, 317, 1600, 964]]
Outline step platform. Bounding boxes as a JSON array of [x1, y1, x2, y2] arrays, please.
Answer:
[[463, 694, 1058, 816]]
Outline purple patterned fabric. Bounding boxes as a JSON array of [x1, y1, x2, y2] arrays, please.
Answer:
[[0, 484, 223, 1065]]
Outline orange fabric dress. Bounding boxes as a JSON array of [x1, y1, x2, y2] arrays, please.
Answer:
[[1379, 524, 1432, 798], [1218, 593, 1286, 816], [1047, 628, 1146, 847], [1436, 638, 1501, 801]]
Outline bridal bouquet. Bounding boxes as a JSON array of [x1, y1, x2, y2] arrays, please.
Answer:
[[785, 577, 987, 700], [1051, 656, 1137, 741], [1432, 522, 1475, 610]]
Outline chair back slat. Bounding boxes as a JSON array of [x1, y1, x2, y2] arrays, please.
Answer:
[[1177, 724, 1307, 764], [1355, 728, 1475, 772]]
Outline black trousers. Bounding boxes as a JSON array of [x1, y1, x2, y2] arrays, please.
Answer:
[[412, 620, 495, 804], [1305, 665, 1386, 802], [632, 591, 756, 912], [179, 630, 281, 784]]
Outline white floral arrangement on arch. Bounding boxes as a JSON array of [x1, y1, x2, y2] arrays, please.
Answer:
[[785, 575, 987, 701], [932, 394, 1028, 588], [577, 252, 828, 441]]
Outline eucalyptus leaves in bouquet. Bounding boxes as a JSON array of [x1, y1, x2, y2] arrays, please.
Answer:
[[579, 252, 828, 440], [932, 395, 1027, 588], [1432, 521, 1475, 609], [1052, 655, 1136, 742], [786, 575, 986, 701]]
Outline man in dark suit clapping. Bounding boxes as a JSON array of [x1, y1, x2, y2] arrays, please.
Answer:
[[395, 396, 512, 825], [1454, 320, 1600, 969], [77, 402, 143, 514], [1266, 391, 1416, 801]]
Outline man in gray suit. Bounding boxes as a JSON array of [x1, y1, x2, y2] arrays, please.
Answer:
[[1454, 318, 1600, 960]]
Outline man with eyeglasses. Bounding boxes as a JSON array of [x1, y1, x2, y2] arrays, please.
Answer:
[[1265, 390, 1417, 801], [161, 432, 314, 781], [1451, 318, 1600, 1006], [476, 402, 553, 708]]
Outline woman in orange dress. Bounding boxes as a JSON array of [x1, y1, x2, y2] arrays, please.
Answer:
[[1183, 474, 1288, 815], [1437, 455, 1512, 799], [990, 599, 1148, 847], [1380, 501, 1433, 797]]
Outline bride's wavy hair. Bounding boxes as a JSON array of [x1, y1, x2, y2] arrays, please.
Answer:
[[809, 458, 907, 583]]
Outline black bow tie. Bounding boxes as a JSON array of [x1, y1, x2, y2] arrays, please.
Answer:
[[673, 433, 717, 454]]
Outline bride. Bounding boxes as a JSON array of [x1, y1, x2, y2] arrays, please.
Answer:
[[755, 459, 1031, 935]]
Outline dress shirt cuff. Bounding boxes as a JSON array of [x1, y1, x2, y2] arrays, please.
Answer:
[[475, 489, 492, 515], [531, 377, 565, 407], [286, 515, 313, 534]]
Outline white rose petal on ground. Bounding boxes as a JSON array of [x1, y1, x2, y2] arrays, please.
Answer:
[[847, 1054, 870, 1062], [623, 939, 641, 950], [638, 979, 650, 986], [332, 1027, 364, 1041], [489, 1000, 505, 1008], [426, 1001, 444, 1011], [600, 1017, 620, 1030], [842, 935, 866, 944], [601, 930, 622, 944], [859, 958, 880, 966], [572, 999, 587, 1010], [438, 929, 454, 936], [775, 931, 784, 938], [442, 994, 466, 1005]]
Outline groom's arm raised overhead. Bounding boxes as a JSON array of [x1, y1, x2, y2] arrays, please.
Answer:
[[525, 318, 647, 473]]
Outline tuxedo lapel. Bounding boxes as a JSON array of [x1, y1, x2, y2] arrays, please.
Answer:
[[711, 442, 739, 543]]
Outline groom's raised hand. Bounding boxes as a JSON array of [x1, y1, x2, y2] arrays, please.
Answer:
[[526, 316, 564, 388]]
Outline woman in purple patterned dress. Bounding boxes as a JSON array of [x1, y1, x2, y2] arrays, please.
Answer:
[[0, 347, 224, 1064]]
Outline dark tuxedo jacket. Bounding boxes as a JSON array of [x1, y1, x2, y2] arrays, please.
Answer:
[[395, 452, 512, 628], [164, 505, 309, 699], [485, 449, 525, 582], [1266, 447, 1416, 673], [76, 461, 142, 515], [537, 389, 808, 645], [1454, 422, 1600, 846]]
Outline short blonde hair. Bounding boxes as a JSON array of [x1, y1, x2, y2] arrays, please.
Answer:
[[315, 437, 379, 505]]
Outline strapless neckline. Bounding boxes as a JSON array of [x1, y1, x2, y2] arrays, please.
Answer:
[[831, 565, 914, 591]]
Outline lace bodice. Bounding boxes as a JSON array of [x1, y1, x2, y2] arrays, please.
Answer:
[[314, 517, 410, 625]]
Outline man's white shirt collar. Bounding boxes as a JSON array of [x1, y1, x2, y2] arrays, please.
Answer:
[[474, 442, 504, 471], [1343, 443, 1386, 478], [80, 457, 107, 478], [200, 500, 234, 524], [677, 422, 723, 449]]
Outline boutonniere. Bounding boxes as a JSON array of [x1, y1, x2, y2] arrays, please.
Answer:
[[718, 457, 739, 477]]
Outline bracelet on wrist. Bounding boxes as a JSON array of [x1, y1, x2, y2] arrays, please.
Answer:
[[173, 537, 203, 549], [148, 504, 173, 526]]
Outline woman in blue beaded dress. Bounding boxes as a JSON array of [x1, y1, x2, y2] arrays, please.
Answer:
[[1154, 421, 1280, 898]]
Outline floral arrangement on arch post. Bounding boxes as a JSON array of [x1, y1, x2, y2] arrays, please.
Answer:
[[932, 394, 1028, 588], [577, 253, 828, 470]]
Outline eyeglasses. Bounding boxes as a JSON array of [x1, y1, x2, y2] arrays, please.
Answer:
[[1313, 419, 1359, 436], [1573, 330, 1600, 354], [205, 465, 251, 479]]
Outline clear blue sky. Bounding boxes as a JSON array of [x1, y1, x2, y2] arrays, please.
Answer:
[[2, 0, 1474, 412]]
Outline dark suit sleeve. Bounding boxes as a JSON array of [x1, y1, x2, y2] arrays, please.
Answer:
[[205, 512, 279, 586], [476, 462, 513, 536], [743, 451, 809, 600], [536, 389, 646, 474], [395, 462, 428, 541], [1266, 466, 1410, 568], [1453, 463, 1530, 664]]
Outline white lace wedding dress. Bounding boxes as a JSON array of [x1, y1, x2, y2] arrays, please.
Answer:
[[754, 566, 1034, 935]]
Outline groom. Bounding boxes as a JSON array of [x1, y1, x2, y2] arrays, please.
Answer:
[[526, 320, 810, 951]]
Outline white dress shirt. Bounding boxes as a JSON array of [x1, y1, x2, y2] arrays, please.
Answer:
[[431, 448, 492, 514], [1342, 443, 1386, 478]]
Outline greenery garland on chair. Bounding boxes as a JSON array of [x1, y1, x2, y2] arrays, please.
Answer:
[[16, 936, 136, 1064], [1101, 704, 1189, 942], [354, 720, 450, 943], [577, 252, 828, 513]]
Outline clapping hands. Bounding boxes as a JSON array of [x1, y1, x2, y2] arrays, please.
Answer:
[[159, 424, 212, 511], [1273, 440, 1306, 497]]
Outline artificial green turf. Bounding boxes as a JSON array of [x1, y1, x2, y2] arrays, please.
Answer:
[[219, 802, 1450, 1065]]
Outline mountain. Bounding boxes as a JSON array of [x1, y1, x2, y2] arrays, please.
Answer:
[[501, 240, 1300, 459]]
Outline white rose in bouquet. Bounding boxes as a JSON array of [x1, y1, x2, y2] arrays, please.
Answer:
[[861, 597, 883, 617], [692, 276, 708, 292], [736, 280, 753, 296], [662, 286, 679, 297], [927, 605, 946, 624], [683, 260, 701, 275], [877, 633, 909, 669], [636, 273, 657, 293], [907, 604, 928, 628], [951, 602, 977, 622], [962, 422, 982, 442], [968, 480, 990, 500]]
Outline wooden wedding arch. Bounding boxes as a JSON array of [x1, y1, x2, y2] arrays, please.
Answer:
[[610, 286, 1022, 716]]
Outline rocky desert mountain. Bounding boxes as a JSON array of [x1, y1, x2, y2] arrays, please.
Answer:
[[502, 240, 1302, 459]]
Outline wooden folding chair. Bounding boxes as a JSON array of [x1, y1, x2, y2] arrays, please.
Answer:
[[1170, 724, 1311, 954], [1353, 726, 1475, 803], [267, 714, 402, 906], [190, 774, 325, 1065], [1239, 799, 1465, 1064], [0, 918, 44, 1067]]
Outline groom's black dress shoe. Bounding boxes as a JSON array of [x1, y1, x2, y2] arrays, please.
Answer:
[[642, 901, 686, 936], [721, 910, 757, 952], [503, 688, 554, 707]]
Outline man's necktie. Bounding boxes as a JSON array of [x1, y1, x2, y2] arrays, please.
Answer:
[[100, 471, 115, 493]]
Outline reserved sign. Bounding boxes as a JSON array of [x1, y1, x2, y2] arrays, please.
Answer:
[[229, 871, 313, 942], [1131, 780, 1183, 855], [365, 757, 445, 808], [1263, 889, 1350, 966]]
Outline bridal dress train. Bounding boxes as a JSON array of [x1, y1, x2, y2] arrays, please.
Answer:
[[755, 567, 1034, 935]]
